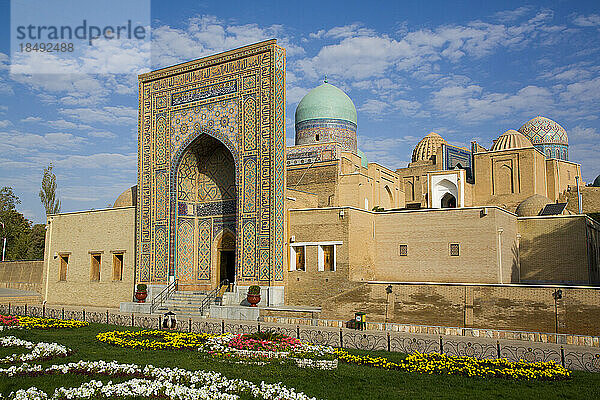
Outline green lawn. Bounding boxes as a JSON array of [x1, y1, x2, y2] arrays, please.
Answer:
[[1, 323, 599, 399]]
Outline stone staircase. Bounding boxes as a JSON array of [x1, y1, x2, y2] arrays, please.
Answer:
[[153, 290, 226, 317]]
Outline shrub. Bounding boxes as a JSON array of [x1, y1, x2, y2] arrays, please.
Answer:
[[248, 285, 260, 295], [136, 284, 147, 292]]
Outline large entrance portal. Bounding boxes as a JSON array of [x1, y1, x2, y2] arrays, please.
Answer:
[[175, 134, 236, 290], [137, 40, 286, 292]]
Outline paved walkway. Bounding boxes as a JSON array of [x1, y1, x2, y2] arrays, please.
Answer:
[[0, 288, 39, 297]]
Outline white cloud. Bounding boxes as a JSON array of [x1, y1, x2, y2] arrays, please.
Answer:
[[568, 125, 600, 142], [359, 99, 390, 116], [297, 12, 566, 82], [55, 153, 137, 169], [573, 14, 600, 27], [152, 15, 304, 69], [0, 130, 86, 153], [559, 76, 600, 104], [47, 119, 93, 130], [359, 136, 414, 169], [59, 106, 137, 126], [286, 86, 310, 105], [431, 84, 554, 122], [87, 131, 118, 139], [493, 6, 533, 23], [0, 120, 12, 128], [21, 116, 42, 123]]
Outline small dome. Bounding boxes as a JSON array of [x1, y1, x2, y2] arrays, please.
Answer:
[[113, 185, 137, 208], [491, 130, 533, 151], [295, 82, 357, 125], [518, 116, 568, 146], [515, 194, 552, 217], [593, 175, 600, 187], [412, 132, 446, 162]]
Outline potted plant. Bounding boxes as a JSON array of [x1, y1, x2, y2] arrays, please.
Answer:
[[135, 283, 148, 303], [247, 285, 261, 307]]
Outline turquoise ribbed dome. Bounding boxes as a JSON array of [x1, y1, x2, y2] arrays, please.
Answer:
[[593, 175, 600, 187], [295, 83, 357, 125]]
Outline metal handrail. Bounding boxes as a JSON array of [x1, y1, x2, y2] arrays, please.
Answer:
[[150, 279, 178, 313], [199, 279, 229, 315]]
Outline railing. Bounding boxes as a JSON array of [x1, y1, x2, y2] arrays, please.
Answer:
[[199, 279, 229, 315], [150, 279, 178, 314], [1, 302, 600, 372]]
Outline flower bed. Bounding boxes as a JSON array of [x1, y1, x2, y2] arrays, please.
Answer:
[[200, 332, 336, 369], [334, 349, 571, 380], [97, 329, 337, 370], [0, 335, 71, 364], [96, 329, 214, 350], [0, 314, 88, 330], [1, 359, 319, 400]]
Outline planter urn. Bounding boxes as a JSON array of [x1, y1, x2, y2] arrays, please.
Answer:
[[135, 291, 148, 303]]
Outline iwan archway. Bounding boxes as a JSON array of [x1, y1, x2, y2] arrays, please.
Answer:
[[136, 40, 286, 295], [174, 133, 236, 290]]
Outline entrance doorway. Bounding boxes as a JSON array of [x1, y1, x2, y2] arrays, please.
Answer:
[[441, 192, 457, 208], [220, 250, 235, 283], [217, 230, 236, 286]]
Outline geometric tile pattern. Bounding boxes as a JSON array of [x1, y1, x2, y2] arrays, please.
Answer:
[[295, 118, 357, 153], [243, 157, 257, 213], [242, 218, 256, 278], [137, 40, 286, 288], [286, 143, 340, 166], [273, 46, 286, 282], [518, 116, 569, 161], [198, 218, 212, 280], [175, 218, 194, 282], [154, 225, 168, 282]]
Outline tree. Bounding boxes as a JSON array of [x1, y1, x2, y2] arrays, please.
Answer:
[[0, 186, 45, 261], [0, 186, 20, 212], [39, 164, 61, 215]]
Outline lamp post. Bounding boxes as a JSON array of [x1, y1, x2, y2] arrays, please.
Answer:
[[385, 285, 393, 324], [553, 289, 562, 334], [0, 221, 6, 262]]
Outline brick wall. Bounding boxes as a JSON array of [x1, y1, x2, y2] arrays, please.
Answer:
[[43, 207, 135, 308], [0, 261, 44, 292], [518, 216, 593, 284], [321, 282, 600, 336]]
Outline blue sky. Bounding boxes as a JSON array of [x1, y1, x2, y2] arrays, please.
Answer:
[[1, 0, 600, 224]]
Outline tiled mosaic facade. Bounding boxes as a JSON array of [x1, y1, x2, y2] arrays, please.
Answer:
[[295, 118, 357, 153], [137, 40, 286, 287], [286, 143, 341, 166]]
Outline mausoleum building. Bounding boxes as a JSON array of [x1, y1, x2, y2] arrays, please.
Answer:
[[41, 40, 600, 321]]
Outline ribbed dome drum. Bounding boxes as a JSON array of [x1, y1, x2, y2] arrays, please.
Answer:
[[491, 130, 533, 151], [294, 82, 358, 152], [411, 132, 446, 162]]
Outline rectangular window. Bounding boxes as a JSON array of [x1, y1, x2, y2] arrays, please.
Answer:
[[318, 244, 336, 271], [112, 253, 124, 281], [290, 245, 306, 271], [295, 246, 305, 271], [59, 254, 68, 281], [90, 253, 101, 281], [399, 244, 408, 256], [450, 243, 460, 257]]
